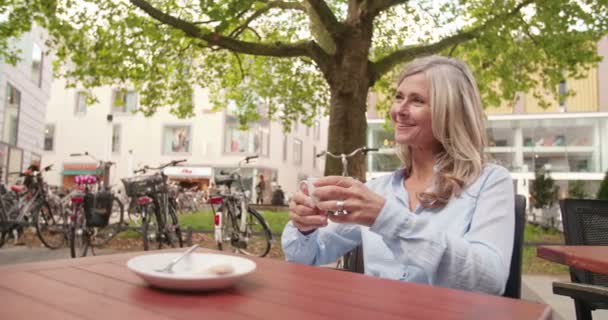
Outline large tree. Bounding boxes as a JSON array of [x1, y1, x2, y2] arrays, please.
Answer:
[[3, 0, 607, 178]]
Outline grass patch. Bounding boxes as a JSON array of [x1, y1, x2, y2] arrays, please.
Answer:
[[523, 246, 569, 274], [177, 210, 290, 235], [524, 224, 564, 244], [118, 229, 140, 239], [522, 223, 567, 275]]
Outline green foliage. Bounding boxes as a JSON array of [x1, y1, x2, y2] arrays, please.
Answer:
[[598, 171, 608, 200], [530, 169, 559, 209], [2, 0, 607, 134], [568, 180, 588, 199]]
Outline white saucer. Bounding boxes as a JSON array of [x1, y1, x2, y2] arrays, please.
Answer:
[[127, 252, 256, 291]]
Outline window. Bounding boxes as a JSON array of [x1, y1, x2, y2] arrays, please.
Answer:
[[293, 138, 302, 165], [558, 80, 567, 108], [224, 120, 270, 155], [306, 126, 310, 137], [282, 135, 288, 161], [3, 83, 21, 146], [7, 147, 22, 186], [112, 124, 121, 153], [259, 127, 270, 157], [314, 120, 321, 140], [75, 91, 87, 114], [163, 125, 191, 153], [31, 43, 43, 87], [313, 146, 317, 169], [44, 124, 54, 151], [112, 89, 138, 113]]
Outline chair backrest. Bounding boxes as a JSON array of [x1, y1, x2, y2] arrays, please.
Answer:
[[503, 194, 526, 298], [559, 199, 608, 289]]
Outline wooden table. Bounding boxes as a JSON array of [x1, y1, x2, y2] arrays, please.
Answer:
[[0, 249, 551, 320], [537, 245, 608, 275]]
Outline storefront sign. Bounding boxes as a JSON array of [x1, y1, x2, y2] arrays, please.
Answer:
[[163, 166, 212, 178]]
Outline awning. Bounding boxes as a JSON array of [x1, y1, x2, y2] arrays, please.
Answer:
[[63, 163, 100, 176], [163, 166, 212, 179]]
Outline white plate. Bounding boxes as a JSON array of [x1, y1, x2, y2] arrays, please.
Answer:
[[127, 252, 256, 291]]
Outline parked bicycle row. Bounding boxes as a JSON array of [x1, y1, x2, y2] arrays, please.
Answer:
[[0, 153, 274, 259]]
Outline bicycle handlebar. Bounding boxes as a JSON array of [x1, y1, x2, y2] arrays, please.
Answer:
[[316, 147, 378, 158], [141, 159, 188, 172]]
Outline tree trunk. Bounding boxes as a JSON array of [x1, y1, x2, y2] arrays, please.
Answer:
[[324, 85, 369, 181], [322, 19, 373, 181]]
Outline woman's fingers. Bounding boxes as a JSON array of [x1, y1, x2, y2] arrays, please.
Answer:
[[289, 209, 327, 230], [314, 176, 357, 188], [290, 191, 316, 208], [313, 185, 358, 202]]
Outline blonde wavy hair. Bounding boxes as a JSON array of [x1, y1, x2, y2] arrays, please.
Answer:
[[395, 55, 487, 208]]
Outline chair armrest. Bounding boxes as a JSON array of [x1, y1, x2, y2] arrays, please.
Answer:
[[553, 281, 608, 304]]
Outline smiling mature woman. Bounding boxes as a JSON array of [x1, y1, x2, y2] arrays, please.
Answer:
[[282, 55, 515, 296]]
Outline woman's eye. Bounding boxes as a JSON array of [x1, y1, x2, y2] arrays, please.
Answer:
[[394, 94, 403, 101]]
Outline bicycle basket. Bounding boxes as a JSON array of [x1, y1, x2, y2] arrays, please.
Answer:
[[121, 174, 164, 197], [214, 174, 234, 186], [84, 191, 113, 227]]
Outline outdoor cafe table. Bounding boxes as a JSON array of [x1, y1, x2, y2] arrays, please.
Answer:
[[0, 248, 551, 320], [537, 245, 608, 275]]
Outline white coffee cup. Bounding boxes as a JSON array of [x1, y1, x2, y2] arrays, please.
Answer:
[[299, 177, 320, 206]]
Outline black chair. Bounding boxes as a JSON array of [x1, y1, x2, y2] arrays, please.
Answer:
[[503, 194, 526, 298], [343, 195, 527, 299], [554, 199, 608, 320]]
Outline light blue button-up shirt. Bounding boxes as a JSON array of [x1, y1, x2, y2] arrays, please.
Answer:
[[281, 163, 515, 295]]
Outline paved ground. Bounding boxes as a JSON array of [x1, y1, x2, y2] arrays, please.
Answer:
[[0, 245, 116, 266], [1, 245, 607, 319], [522, 274, 608, 320]]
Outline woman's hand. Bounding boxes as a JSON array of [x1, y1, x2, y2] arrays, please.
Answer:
[[288, 185, 328, 233], [313, 176, 386, 226]]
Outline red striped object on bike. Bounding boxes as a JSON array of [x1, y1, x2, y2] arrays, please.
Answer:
[[209, 196, 223, 205], [137, 196, 152, 205], [11, 185, 27, 193], [71, 196, 85, 204]]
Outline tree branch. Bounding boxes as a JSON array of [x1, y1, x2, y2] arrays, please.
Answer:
[[370, 0, 535, 79], [369, 0, 409, 16], [129, 0, 320, 59], [229, 1, 306, 38], [305, 0, 344, 40]]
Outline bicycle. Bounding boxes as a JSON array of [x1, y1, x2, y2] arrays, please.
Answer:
[[0, 165, 65, 249], [122, 160, 186, 250], [209, 155, 272, 257], [315, 146, 378, 272], [67, 152, 125, 258]]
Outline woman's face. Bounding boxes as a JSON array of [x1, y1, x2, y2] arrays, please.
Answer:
[[390, 73, 437, 149]]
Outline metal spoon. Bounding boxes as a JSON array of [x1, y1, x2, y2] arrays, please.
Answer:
[[155, 244, 200, 273]]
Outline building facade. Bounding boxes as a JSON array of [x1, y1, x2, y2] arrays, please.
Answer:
[[0, 26, 53, 185], [42, 80, 327, 203], [366, 36, 608, 209]]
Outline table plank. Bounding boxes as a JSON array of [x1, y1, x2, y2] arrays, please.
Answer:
[[0, 249, 552, 320], [0, 272, 175, 320], [0, 289, 82, 320], [537, 246, 608, 275]]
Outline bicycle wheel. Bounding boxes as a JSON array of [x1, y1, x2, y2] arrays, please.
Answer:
[[0, 208, 6, 248], [142, 203, 161, 250], [162, 200, 183, 248], [35, 202, 67, 249], [236, 208, 272, 257], [69, 206, 88, 258], [90, 196, 124, 247]]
